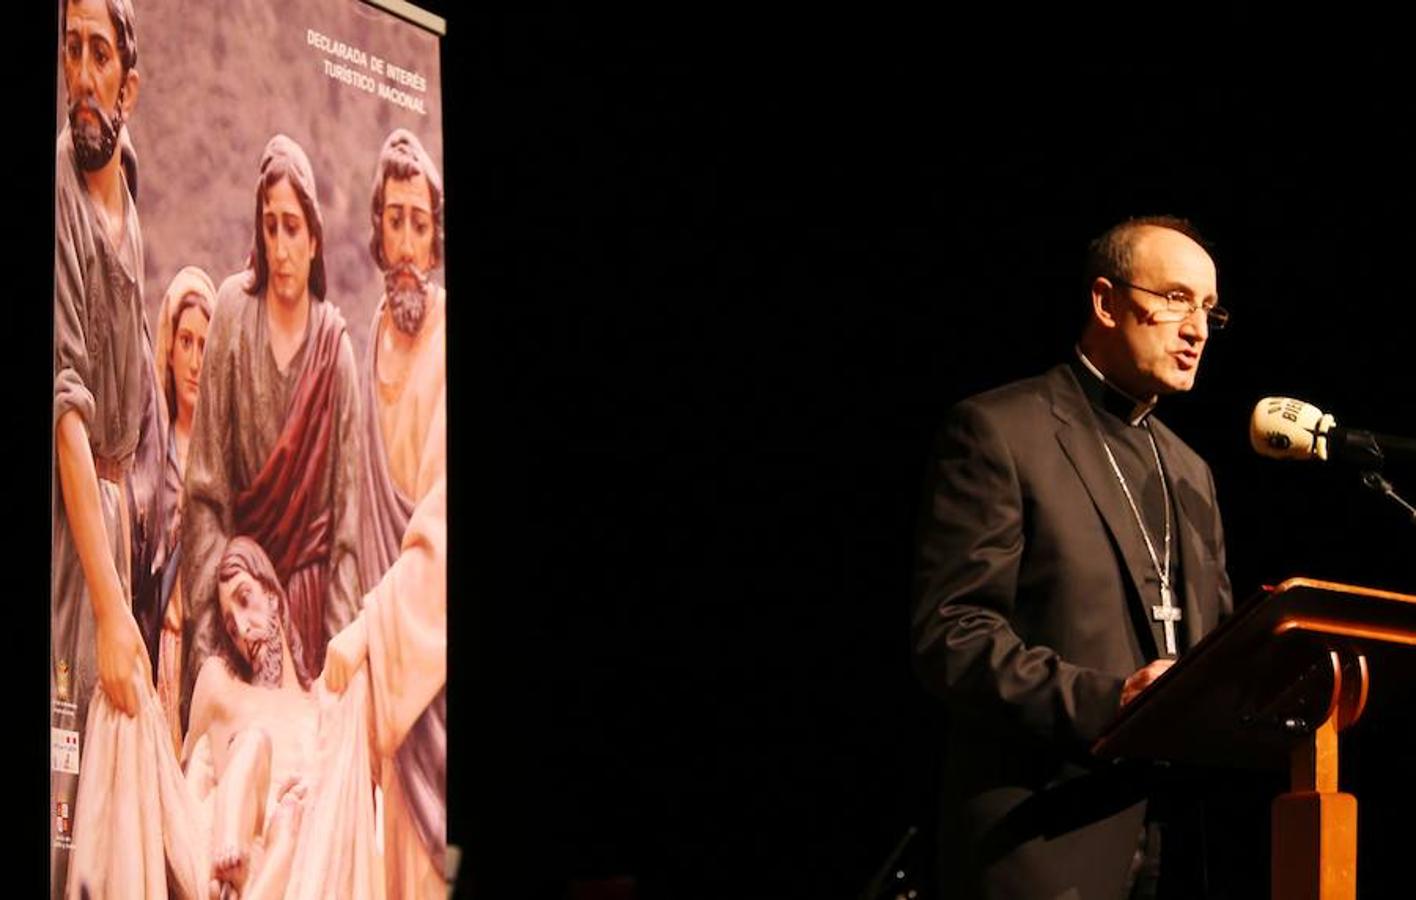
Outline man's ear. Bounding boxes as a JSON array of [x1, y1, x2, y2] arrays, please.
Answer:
[[119, 68, 139, 120], [1090, 277, 1119, 329]]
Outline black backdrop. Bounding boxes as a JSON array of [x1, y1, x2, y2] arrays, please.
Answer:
[[22, 6, 1416, 900], [451, 10, 1416, 899]]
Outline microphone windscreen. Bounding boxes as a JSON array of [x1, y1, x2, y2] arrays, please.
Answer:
[[1250, 397, 1336, 461]]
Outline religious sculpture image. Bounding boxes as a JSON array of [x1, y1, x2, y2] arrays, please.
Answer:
[[51, 0, 449, 896]]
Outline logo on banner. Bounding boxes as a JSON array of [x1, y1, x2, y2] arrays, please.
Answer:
[[56, 801, 71, 837], [52, 727, 79, 775], [56, 660, 72, 703]]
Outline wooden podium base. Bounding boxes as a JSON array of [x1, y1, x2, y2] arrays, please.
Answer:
[[1093, 580, 1416, 900], [1270, 649, 1366, 900], [1272, 789, 1357, 900]]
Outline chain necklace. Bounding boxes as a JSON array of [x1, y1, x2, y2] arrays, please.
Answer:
[[1098, 424, 1183, 655]]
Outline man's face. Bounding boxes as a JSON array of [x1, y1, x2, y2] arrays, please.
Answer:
[[1104, 226, 1217, 397], [381, 173, 435, 278], [218, 569, 282, 686], [262, 177, 318, 307], [172, 303, 209, 420], [380, 173, 435, 335], [62, 0, 131, 171]]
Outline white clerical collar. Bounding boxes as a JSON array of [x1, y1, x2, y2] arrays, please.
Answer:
[[1074, 345, 1158, 427]]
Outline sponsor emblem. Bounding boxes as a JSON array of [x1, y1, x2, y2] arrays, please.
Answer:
[[52, 727, 80, 775], [56, 660, 71, 703]]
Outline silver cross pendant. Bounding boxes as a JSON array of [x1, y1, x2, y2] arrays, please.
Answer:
[[1151, 584, 1183, 656]]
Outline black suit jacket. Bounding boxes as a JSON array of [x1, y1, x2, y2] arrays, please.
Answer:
[[912, 363, 1233, 900]]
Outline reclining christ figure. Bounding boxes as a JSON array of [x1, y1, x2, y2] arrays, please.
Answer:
[[67, 535, 380, 900], [183, 535, 320, 899]]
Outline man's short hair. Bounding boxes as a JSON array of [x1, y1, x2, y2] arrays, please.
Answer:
[[244, 134, 327, 302], [369, 128, 445, 270], [1085, 215, 1211, 286], [61, 0, 138, 74]]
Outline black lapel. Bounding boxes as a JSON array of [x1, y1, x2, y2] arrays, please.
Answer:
[[1048, 366, 1161, 656]]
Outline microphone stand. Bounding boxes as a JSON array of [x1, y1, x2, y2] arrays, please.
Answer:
[[857, 825, 919, 900], [1359, 470, 1416, 526]]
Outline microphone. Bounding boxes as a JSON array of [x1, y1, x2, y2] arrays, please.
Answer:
[[1250, 397, 1416, 469], [1250, 397, 1339, 461]]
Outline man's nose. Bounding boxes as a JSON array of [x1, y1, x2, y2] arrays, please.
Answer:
[[72, 49, 96, 95], [1180, 307, 1208, 343]]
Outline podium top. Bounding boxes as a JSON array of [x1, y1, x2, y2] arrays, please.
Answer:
[[1093, 577, 1416, 770]]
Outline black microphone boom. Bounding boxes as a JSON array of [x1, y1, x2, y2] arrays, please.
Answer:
[[1326, 427, 1416, 470], [1252, 397, 1416, 529]]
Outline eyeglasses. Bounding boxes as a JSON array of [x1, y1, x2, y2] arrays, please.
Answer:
[[1112, 278, 1230, 331]]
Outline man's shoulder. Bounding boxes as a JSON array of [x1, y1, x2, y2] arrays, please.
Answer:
[[213, 273, 256, 317], [197, 653, 237, 685], [414, 286, 448, 374], [192, 654, 238, 716], [426, 285, 448, 344], [54, 128, 75, 182], [313, 294, 349, 330], [952, 364, 1073, 423], [307, 296, 354, 358], [54, 130, 86, 231], [316, 300, 359, 374], [203, 273, 257, 354]]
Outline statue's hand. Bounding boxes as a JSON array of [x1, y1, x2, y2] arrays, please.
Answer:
[[96, 606, 147, 717], [321, 614, 368, 694]]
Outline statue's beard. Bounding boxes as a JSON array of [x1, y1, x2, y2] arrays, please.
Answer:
[[247, 622, 284, 689], [384, 261, 432, 336], [68, 94, 123, 173]]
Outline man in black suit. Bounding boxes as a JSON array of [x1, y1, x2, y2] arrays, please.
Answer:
[[912, 216, 1234, 899]]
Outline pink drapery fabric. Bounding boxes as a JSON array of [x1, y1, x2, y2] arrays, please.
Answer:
[[66, 668, 382, 899], [283, 672, 385, 900], [66, 671, 207, 899]]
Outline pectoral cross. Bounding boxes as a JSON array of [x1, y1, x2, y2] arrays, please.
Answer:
[[1151, 584, 1183, 656]]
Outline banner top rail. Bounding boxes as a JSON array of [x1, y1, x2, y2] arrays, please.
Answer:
[[362, 0, 446, 36]]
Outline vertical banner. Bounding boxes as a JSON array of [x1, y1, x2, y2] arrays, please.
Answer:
[[52, 0, 447, 896]]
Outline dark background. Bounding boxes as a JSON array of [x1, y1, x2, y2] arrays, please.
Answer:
[[451, 9, 1416, 900], [22, 5, 1416, 899]]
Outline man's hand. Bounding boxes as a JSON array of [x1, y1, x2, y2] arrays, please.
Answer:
[[321, 614, 368, 694], [1120, 659, 1175, 708], [96, 605, 147, 717], [57, 410, 148, 717]]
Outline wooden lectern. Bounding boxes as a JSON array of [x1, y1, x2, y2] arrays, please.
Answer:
[[1094, 578, 1416, 900]]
